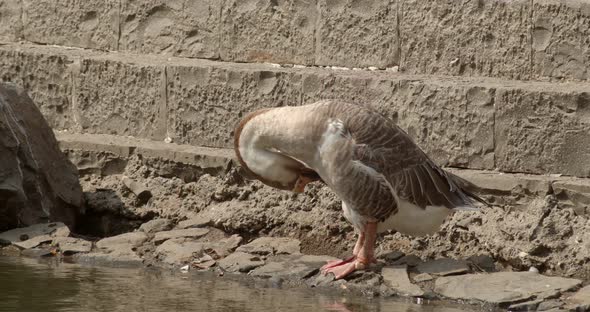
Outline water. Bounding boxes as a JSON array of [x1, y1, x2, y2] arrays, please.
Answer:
[[0, 256, 473, 312]]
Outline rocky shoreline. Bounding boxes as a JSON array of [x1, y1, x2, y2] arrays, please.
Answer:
[[1, 219, 589, 312]]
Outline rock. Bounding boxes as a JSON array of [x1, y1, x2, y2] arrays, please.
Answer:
[[13, 235, 53, 249], [218, 252, 264, 273], [176, 216, 212, 229], [21, 247, 54, 258], [413, 273, 434, 283], [0, 84, 83, 230], [416, 258, 470, 276], [467, 255, 496, 273], [139, 219, 172, 234], [235, 237, 300, 256], [378, 250, 405, 262], [0, 222, 70, 249], [536, 300, 564, 311], [93, 232, 147, 265], [392, 255, 423, 267], [153, 228, 210, 245], [507, 299, 543, 311], [155, 238, 205, 265], [204, 234, 242, 258], [53, 237, 92, 254], [566, 285, 590, 310], [121, 176, 152, 204], [250, 254, 337, 280], [96, 232, 147, 251], [381, 265, 424, 297], [434, 272, 582, 304]]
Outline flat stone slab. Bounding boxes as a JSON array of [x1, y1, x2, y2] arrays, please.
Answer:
[[434, 272, 582, 304], [176, 216, 212, 229], [155, 238, 206, 265], [139, 219, 172, 234], [413, 273, 434, 282], [96, 232, 147, 251], [416, 258, 470, 276], [153, 228, 209, 245], [13, 235, 53, 249], [382, 265, 424, 297], [567, 285, 590, 310], [235, 237, 300, 256], [218, 252, 264, 273], [0, 222, 70, 246], [53, 237, 92, 254], [250, 254, 337, 279]]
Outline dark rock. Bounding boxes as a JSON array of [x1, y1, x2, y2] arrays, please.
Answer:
[[381, 265, 424, 297], [392, 255, 423, 267], [378, 250, 405, 262], [467, 255, 496, 272], [416, 258, 470, 276], [0, 84, 83, 230], [434, 272, 582, 304], [152, 228, 209, 244], [236, 237, 300, 256], [218, 251, 264, 273], [139, 219, 172, 234]]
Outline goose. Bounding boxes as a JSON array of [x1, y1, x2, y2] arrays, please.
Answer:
[[233, 100, 485, 279]]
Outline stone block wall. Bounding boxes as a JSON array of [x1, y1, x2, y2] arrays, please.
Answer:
[[0, 0, 589, 178]]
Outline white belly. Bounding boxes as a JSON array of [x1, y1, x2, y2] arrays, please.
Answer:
[[376, 200, 453, 236]]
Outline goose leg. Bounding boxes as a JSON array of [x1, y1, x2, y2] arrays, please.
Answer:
[[321, 231, 364, 270], [321, 222, 377, 279]]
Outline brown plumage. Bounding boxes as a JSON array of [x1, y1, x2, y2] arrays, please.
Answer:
[[234, 100, 485, 279]]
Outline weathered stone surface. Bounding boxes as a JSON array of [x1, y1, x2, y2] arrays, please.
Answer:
[[391, 255, 422, 267], [400, 0, 532, 80], [0, 0, 22, 42], [316, 0, 398, 68], [13, 235, 53, 249], [153, 228, 209, 244], [220, 0, 316, 65], [416, 258, 470, 276], [166, 63, 301, 147], [495, 86, 590, 177], [0, 48, 75, 130], [537, 300, 565, 311], [177, 216, 212, 229], [552, 179, 590, 216], [467, 255, 496, 273], [75, 57, 167, 140], [139, 219, 172, 234], [53, 237, 92, 254], [236, 237, 300, 256], [119, 0, 219, 59], [378, 250, 405, 262], [155, 238, 205, 264], [96, 232, 147, 251], [413, 273, 433, 283], [22, 0, 119, 50], [218, 251, 265, 273], [0, 222, 69, 244], [382, 265, 424, 297], [434, 272, 582, 304], [205, 234, 243, 258], [532, 0, 590, 80], [250, 254, 336, 279], [0, 85, 83, 230], [75, 252, 143, 268], [567, 285, 590, 310], [507, 299, 544, 311]]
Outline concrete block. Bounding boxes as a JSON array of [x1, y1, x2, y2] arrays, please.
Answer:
[[22, 0, 119, 50], [0, 47, 74, 130], [495, 85, 590, 177], [532, 0, 590, 80], [301, 72, 495, 169], [0, 0, 22, 42], [166, 63, 303, 147], [75, 56, 167, 140], [119, 0, 220, 59], [399, 0, 532, 80], [316, 0, 398, 68], [220, 0, 317, 65]]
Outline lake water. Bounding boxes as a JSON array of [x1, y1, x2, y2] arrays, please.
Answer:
[[0, 256, 474, 312]]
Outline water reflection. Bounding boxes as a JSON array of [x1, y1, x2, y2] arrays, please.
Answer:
[[0, 256, 471, 312]]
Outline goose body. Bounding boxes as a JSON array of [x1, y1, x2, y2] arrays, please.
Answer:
[[234, 100, 483, 278]]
